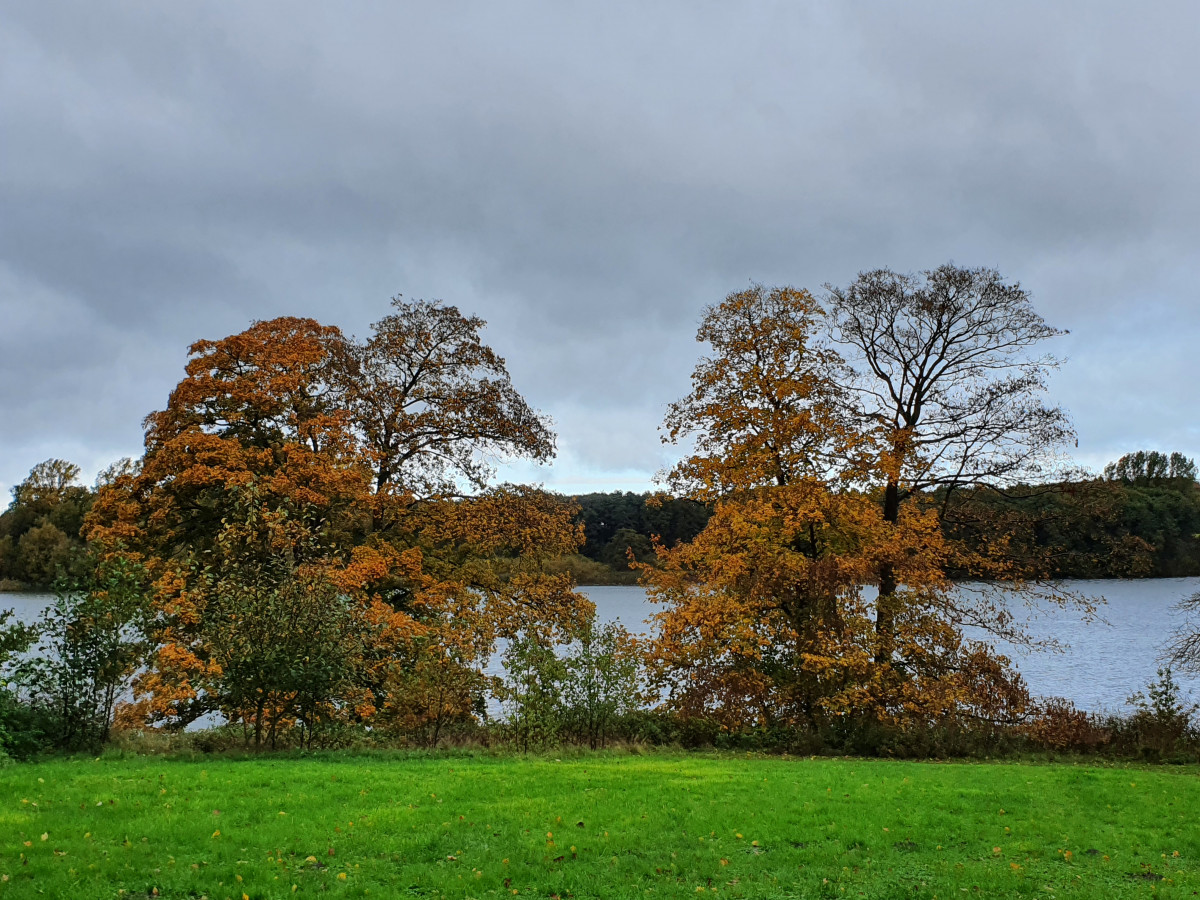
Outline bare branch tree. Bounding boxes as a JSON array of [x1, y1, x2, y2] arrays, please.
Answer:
[[825, 264, 1076, 658]]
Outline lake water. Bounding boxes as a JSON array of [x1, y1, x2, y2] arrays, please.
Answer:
[[7, 578, 1199, 713], [577, 580, 1200, 712]]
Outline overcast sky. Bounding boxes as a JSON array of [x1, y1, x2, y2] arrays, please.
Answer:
[[2, 1, 1198, 497]]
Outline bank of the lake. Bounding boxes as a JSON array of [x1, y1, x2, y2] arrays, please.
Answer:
[[576, 579, 1200, 713], [7, 578, 1200, 712], [3, 752, 1198, 899]]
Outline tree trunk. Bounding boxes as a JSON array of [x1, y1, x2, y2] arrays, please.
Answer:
[[874, 479, 901, 664]]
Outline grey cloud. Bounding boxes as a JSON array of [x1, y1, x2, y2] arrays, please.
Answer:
[[2, 0, 1198, 494]]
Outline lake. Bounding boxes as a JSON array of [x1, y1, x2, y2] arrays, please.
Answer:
[[6, 578, 1199, 712], [578, 579, 1200, 712]]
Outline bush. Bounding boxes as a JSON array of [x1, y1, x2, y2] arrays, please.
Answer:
[[559, 621, 643, 749], [0, 690, 53, 761], [8, 555, 150, 753], [0, 608, 50, 759], [1124, 667, 1196, 758], [498, 635, 567, 751], [1023, 697, 1111, 752]]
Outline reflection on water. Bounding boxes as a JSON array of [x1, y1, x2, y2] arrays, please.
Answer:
[[7, 579, 1199, 713]]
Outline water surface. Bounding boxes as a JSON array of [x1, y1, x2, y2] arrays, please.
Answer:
[[7, 579, 1198, 712], [580, 579, 1200, 712]]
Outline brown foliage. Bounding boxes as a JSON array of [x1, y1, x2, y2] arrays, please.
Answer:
[[647, 282, 1033, 731], [85, 301, 586, 741], [661, 285, 869, 499], [1023, 698, 1109, 751], [643, 482, 1027, 729]]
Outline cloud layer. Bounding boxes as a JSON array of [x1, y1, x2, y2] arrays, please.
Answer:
[[2, 1, 1198, 495]]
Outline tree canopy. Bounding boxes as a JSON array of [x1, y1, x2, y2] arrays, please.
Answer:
[[334, 297, 555, 499], [84, 297, 590, 741], [1104, 450, 1198, 485], [6, 271, 1197, 754], [644, 278, 1032, 731], [0, 459, 93, 589]]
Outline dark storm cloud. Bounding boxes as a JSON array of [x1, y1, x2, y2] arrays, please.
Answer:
[[2, 1, 1198, 494]]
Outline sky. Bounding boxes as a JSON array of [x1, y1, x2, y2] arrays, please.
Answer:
[[2, 1, 1198, 498]]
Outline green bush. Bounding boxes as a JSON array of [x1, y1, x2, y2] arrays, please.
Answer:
[[1123, 667, 1197, 759], [8, 555, 150, 753], [498, 635, 567, 751], [559, 620, 643, 749]]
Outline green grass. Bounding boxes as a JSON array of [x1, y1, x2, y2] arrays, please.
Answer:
[[1, 752, 1198, 898]]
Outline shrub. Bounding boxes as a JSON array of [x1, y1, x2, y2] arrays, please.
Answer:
[[1023, 697, 1111, 752], [498, 635, 567, 751], [559, 620, 643, 749], [1124, 667, 1196, 758], [0, 608, 50, 759], [13, 555, 150, 752]]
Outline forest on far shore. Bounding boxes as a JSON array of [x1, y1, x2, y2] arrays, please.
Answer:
[[4, 449, 1199, 591], [560, 455, 1200, 583]]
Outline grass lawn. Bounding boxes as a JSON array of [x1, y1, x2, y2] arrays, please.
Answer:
[[0, 751, 1196, 899]]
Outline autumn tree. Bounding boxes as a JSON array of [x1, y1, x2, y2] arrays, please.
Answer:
[[88, 317, 363, 561], [324, 298, 585, 737], [86, 300, 590, 742], [646, 285, 1028, 731], [825, 265, 1076, 658], [662, 285, 858, 497], [333, 297, 555, 501]]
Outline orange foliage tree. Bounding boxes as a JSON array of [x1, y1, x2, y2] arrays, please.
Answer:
[[645, 285, 1028, 733], [87, 301, 590, 741], [333, 297, 556, 501]]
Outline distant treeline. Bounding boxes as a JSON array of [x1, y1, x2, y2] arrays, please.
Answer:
[[549, 492, 712, 583], [2, 451, 1200, 590], [940, 474, 1200, 580], [564, 450, 1200, 583], [946, 450, 1200, 579], [0, 460, 93, 591]]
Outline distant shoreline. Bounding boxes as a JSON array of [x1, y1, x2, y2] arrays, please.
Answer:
[[6, 572, 1200, 594]]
